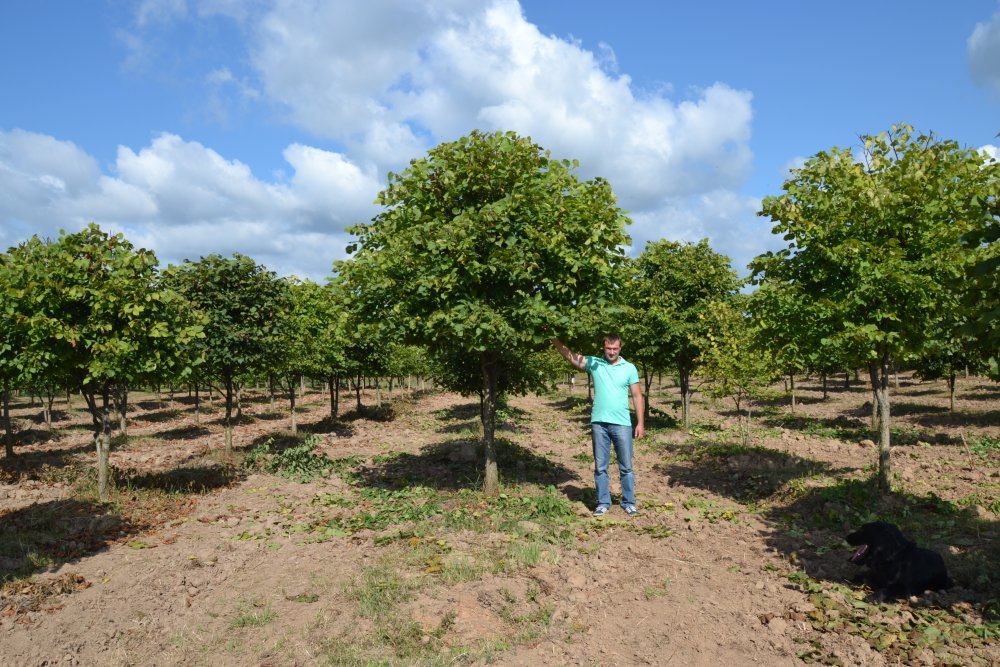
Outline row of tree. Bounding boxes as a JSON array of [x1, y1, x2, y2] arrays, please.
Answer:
[[2, 125, 996, 498], [333, 126, 998, 494], [0, 228, 436, 499]]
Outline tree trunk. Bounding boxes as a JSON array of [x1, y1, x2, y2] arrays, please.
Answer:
[[224, 376, 234, 452], [869, 356, 892, 492], [375, 378, 382, 407], [269, 376, 276, 411], [289, 375, 298, 435], [194, 384, 200, 425], [117, 385, 129, 440], [96, 389, 112, 502], [844, 370, 850, 390], [789, 373, 796, 414], [744, 401, 753, 447], [822, 373, 828, 400], [44, 388, 55, 429], [236, 383, 243, 420], [83, 385, 113, 502], [948, 372, 956, 412], [2, 380, 14, 458], [680, 368, 692, 432], [642, 365, 652, 423], [355, 374, 362, 411], [480, 352, 500, 496], [328, 375, 340, 419]]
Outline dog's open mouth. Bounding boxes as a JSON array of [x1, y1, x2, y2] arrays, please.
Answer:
[[849, 544, 868, 563]]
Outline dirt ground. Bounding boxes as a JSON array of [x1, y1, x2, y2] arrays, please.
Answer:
[[1, 372, 998, 666]]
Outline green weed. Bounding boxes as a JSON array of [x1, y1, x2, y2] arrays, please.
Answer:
[[230, 600, 276, 628], [244, 435, 333, 482]]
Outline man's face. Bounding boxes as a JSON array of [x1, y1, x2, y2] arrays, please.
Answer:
[[603, 340, 621, 363]]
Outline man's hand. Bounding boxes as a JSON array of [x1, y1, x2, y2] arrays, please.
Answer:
[[634, 424, 645, 440]]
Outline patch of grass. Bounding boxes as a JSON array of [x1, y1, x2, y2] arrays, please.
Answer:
[[348, 561, 419, 622], [230, 600, 277, 628], [643, 577, 671, 600], [682, 495, 741, 523], [440, 556, 487, 585]]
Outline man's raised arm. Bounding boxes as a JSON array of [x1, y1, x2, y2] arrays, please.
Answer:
[[552, 338, 586, 371]]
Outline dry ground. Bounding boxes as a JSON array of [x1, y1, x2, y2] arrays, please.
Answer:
[[1, 372, 998, 666]]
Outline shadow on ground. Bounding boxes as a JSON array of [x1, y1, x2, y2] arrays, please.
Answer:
[[0, 499, 131, 583], [350, 437, 580, 492], [0, 445, 93, 483], [652, 439, 999, 605]]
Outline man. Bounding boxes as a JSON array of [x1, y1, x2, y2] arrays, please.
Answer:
[[553, 334, 644, 516]]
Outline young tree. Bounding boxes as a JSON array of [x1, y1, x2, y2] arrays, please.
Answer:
[[8, 225, 204, 499], [163, 254, 290, 451], [340, 130, 630, 495], [754, 124, 996, 490], [960, 154, 999, 377], [699, 297, 778, 446], [621, 239, 740, 429]]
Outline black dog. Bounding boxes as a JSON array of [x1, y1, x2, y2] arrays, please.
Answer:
[[846, 521, 952, 598]]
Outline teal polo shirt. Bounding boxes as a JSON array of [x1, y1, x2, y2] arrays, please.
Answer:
[[585, 356, 639, 426]]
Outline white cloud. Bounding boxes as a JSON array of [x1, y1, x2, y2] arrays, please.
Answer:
[[969, 8, 1000, 93], [5, 0, 761, 279], [0, 129, 378, 278], [628, 190, 778, 278], [980, 144, 998, 161], [249, 0, 753, 205]]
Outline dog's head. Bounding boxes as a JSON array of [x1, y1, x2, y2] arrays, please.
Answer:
[[846, 521, 910, 565]]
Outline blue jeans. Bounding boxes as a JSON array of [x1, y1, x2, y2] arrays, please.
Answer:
[[591, 422, 635, 508]]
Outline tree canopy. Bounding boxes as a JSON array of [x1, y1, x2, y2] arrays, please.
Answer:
[[752, 124, 997, 489], [339, 129, 631, 494]]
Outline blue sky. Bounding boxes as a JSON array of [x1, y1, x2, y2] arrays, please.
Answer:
[[2, 1, 998, 279]]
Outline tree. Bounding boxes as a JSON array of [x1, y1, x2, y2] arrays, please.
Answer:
[[960, 151, 1000, 377], [9, 224, 203, 499], [290, 280, 352, 419], [698, 297, 778, 446], [621, 239, 740, 429], [340, 130, 630, 495], [754, 124, 996, 490], [163, 254, 290, 451]]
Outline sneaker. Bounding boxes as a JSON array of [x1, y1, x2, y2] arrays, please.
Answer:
[[623, 505, 640, 517], [593, 505, 610, 517]]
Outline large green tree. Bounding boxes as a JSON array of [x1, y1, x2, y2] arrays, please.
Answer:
[[960, 152, 1000, 377], [753, 124, 996, 490], [163, 254, 291, 451], [7, 225, 203, 499], [340, 130, 630, 495], [622, 239, 740, 429]]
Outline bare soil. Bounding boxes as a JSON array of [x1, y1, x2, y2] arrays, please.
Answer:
[[1, 373, 998, 666]]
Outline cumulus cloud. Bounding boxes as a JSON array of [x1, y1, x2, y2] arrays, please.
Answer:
[[249, 0, 753, 205], [628, 190, 778, 278], [0, 129, 379, 278], [5, 0, 761, 279], [969, 7, 1000, 93]]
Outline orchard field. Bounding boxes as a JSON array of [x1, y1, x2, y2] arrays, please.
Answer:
[[1, 371, 998, 666]]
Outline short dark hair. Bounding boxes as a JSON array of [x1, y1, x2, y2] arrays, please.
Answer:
[[603, 333, 621, 345]]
